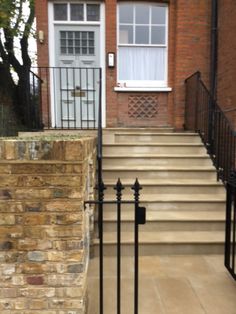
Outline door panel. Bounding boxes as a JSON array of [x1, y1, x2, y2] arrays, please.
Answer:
[[54, 25, 100, 128]]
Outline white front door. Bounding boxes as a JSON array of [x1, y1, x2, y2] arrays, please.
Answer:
[[54, 25, 100, 128]]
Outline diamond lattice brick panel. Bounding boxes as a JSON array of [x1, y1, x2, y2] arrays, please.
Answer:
[[128, 96, 158, 119]]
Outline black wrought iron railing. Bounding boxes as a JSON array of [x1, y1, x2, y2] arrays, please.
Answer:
[[185, 71, 236, 184], [31, 67, 101, 130], [185, 71, 236, 280], [0, 70, 43, 136], [225, 172, 236, 280], [27, 70, 43, 130]]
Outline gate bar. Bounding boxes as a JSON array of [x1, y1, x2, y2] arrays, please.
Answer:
[[115, 179, 124, 314], [132, 179, 142, 314]]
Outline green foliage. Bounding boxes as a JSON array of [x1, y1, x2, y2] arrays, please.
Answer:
[[0, 0, 34, 36]]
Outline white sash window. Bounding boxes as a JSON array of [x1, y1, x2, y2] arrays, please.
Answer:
[[118, 3, 168, 87]]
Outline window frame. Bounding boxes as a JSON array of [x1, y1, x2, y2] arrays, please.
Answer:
[[117, 2, 168, 88], [53, 2, 101, 23]]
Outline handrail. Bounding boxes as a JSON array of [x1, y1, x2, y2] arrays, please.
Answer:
[[185, 71, 236, 184], [97, 68, 103, 186], [30, 69, 43, 83], [184, 71, 201, 83]]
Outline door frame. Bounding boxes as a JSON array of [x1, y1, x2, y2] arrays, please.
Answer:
[[48, 1, 106, 127]]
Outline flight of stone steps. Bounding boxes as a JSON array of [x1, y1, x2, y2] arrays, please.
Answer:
[[94, 128, 226, 256]]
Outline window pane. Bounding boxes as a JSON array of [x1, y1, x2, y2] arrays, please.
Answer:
[[61, 39, 66, 46], [89, 48, 95, 55], [151, 26, 166, 44], [135, 4, 149, 24], [82, 32, 87, 40], [54, 4, 67, 20], [152, 6, 166, 24], [75, 32, 80, 39], [71, 4, 84, 21], [68, 47, 74, 54], [87, 4, 100, 21], [89, 32, 94, 39], [68, 40, 73, 47], [135, 26, 149, 44], [118, 47, 166, 81], [75, 47, 80, 54], [119, 4, 133, 23], [68, 32, 73, 39], [61, 31, 66, 39], [119, 25, 133, 44]]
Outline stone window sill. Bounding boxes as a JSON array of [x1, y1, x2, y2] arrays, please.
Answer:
[[114, 87, 172, 92]]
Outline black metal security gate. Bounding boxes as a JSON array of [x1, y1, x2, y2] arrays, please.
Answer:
[[225, 172, 236, 280], [86, 179, 146, 314]]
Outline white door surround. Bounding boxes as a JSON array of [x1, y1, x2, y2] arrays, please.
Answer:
[[48, 1, 106, 127]]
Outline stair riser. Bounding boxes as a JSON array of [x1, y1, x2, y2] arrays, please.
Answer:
[[102, 202, 225, 211], [115, 134, 202, 144], [105, 185, 224, 195], [98, 221, 225, 233], [103, 128, 174, 135], [103, 146, 206, 155], [103, 158, 212, 167], [94, 243, 224, 256], [103, 170, 216, 181]]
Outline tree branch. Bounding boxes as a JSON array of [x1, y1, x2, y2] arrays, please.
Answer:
[[0, 36, 8, 63], [3, 27, 22, 72], [20, 0, 35, 67], [13, 1, 23, 32]]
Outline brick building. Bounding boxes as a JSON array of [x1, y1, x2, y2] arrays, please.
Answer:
[[35, 0, 235, 130], [217, 0, 236, 127]]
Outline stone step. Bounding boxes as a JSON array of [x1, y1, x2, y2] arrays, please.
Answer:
[[98, 211, 225, 232], [102, 195, 226, 212], [104, 181, 224, 195], [103, 127, 174, 134], [113, 133, 201, 144], [103, 143, 206, 155], [103, 128, 174, 143], [102, 167, 217, 180], [103, 155, 212, 167], [94, 231, 224, 255]]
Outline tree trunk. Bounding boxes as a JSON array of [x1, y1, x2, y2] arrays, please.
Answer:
[[0, 64, 21, 135]]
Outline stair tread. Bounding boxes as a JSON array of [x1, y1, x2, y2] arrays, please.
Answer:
[[104, 143, 204, 147], [104, 179, 223, 186], [94, 231, 224, 244], [113, 132, 199, 136], [104, 194, 226, 202], [103, 154, 209, 158], [103, 166, 215, 171], [103, 211, 225, 222], [104, 127, 174, 131]]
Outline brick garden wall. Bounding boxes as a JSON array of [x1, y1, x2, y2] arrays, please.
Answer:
[[0, 136, 96, 313]]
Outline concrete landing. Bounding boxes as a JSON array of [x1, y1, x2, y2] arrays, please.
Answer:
[[87, 255, 236, 314]]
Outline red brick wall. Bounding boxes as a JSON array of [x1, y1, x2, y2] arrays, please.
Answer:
[[35, 0, 50, 126], [105, 0, 211, 128], [173, 0, 211, 129], [217, 0, 236, 127], [105, 0, 118, 126], [35, 0, 49, 67], [35, 0, 212, 129]]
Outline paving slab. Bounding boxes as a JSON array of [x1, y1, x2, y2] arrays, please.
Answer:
[[87, 255, 236, 314]]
